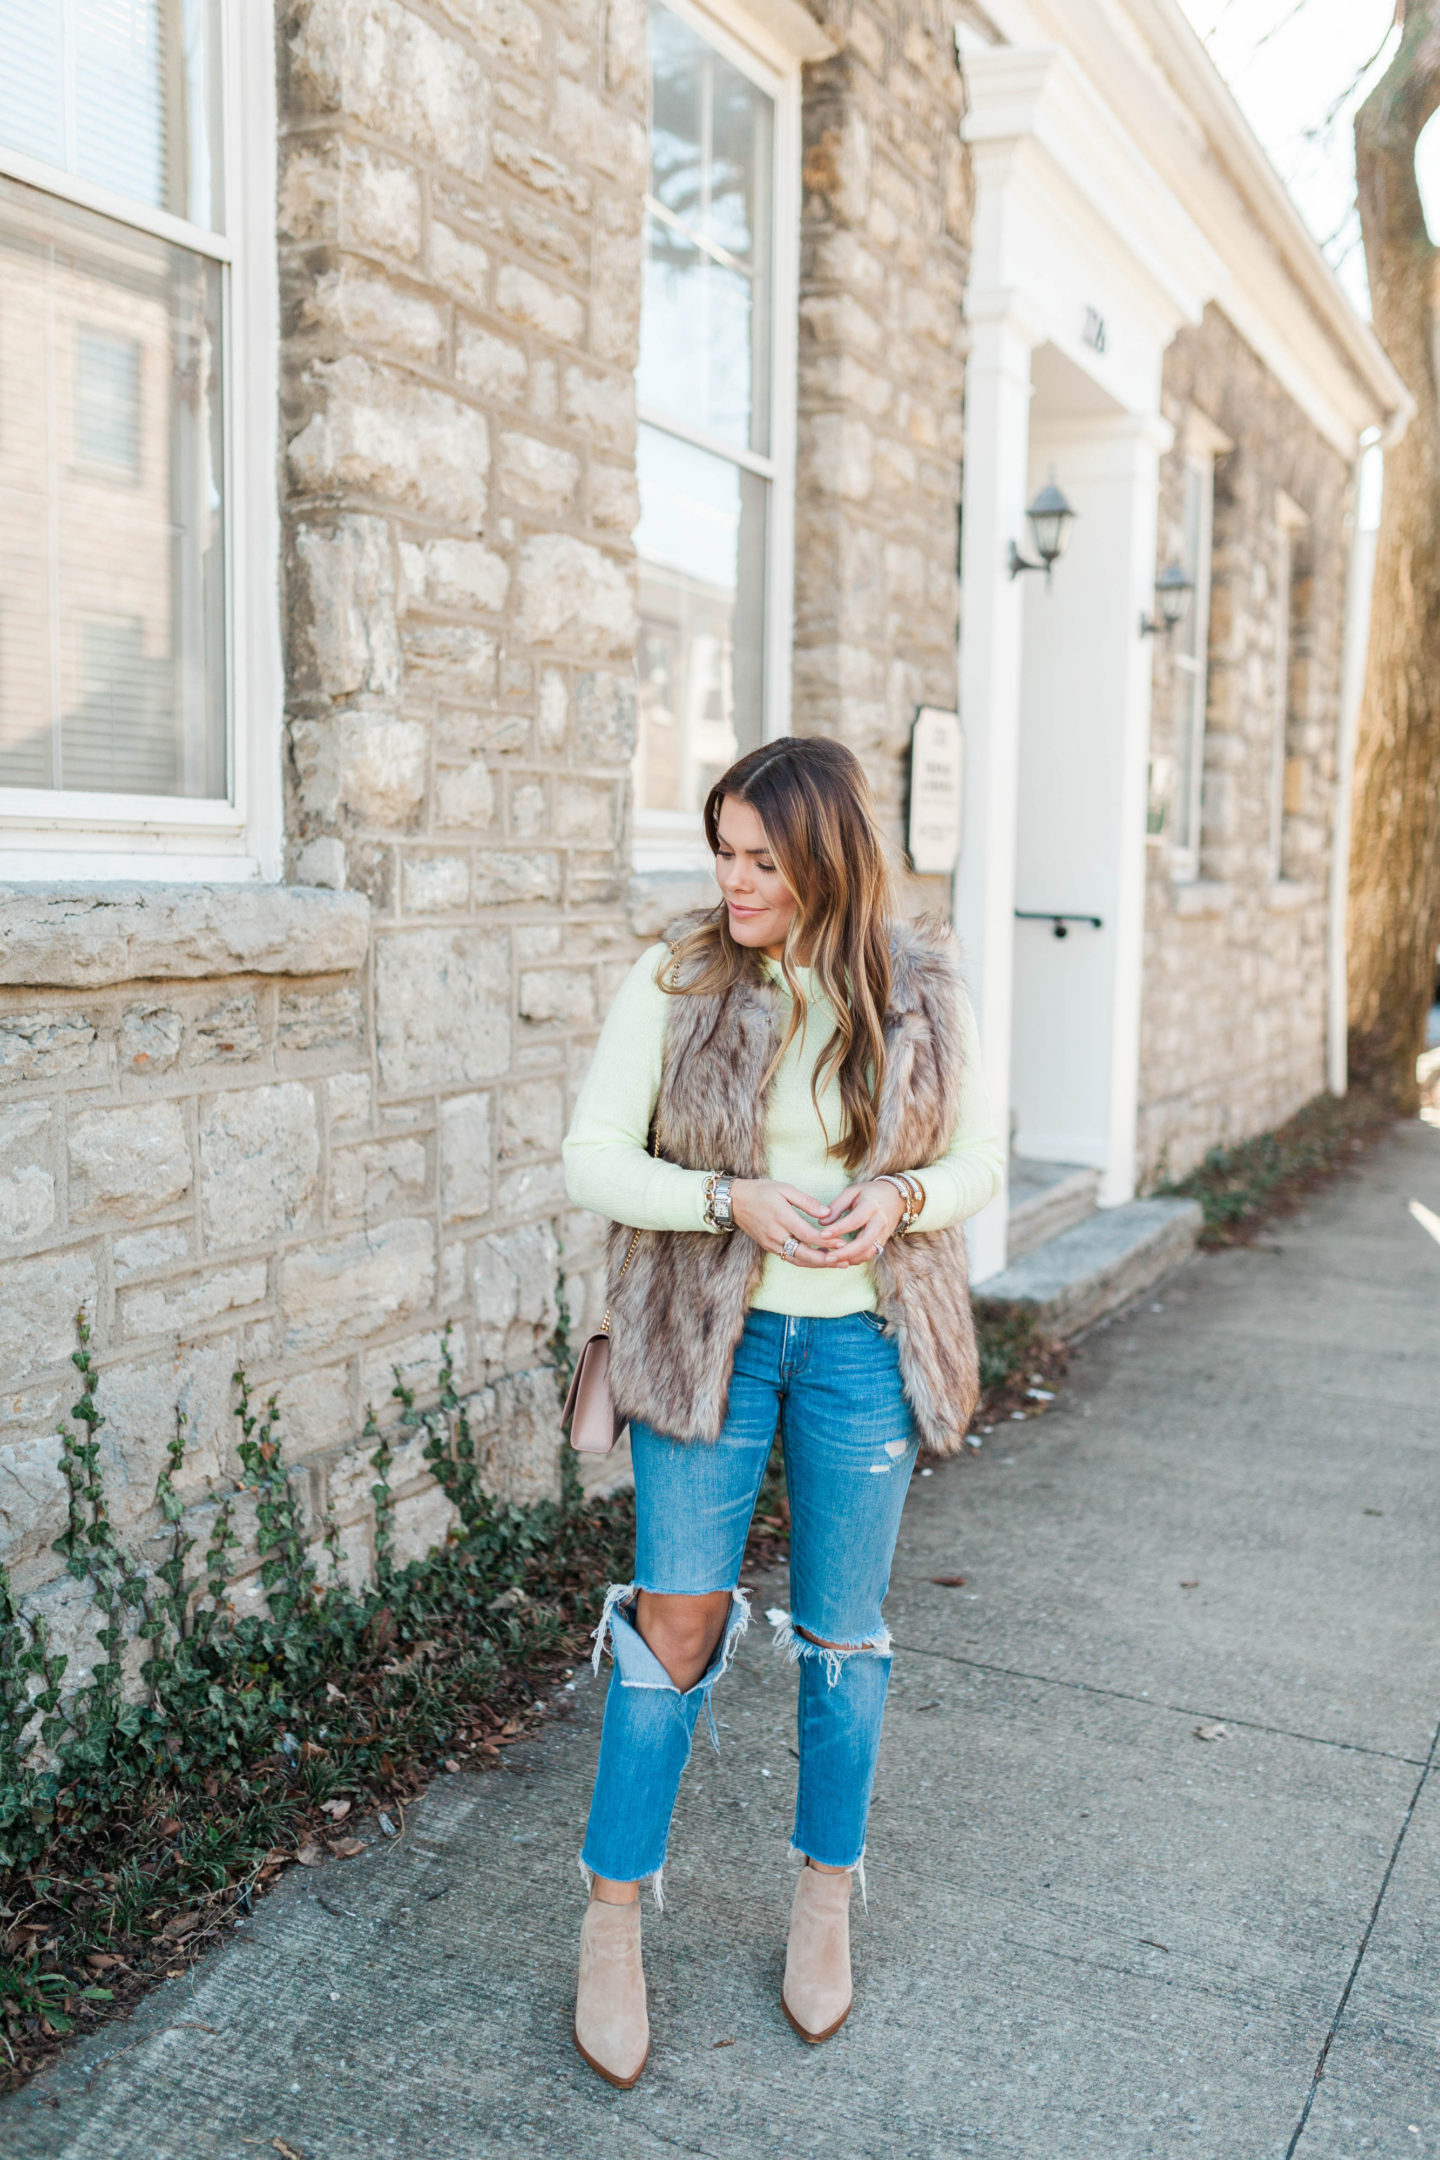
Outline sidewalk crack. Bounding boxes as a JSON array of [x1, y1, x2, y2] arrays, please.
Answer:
[[1284, 1708, 1440, 2156], [890, 1640, 1430, 1766]]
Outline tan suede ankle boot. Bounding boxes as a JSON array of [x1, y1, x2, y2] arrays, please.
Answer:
[[781, 1862, 853, 2043], [573, 1895, 649, 2088]]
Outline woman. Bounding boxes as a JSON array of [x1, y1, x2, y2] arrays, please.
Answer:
[[562, 736, 1003, 2086]]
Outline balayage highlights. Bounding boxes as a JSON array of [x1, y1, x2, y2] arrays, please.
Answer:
[[663, 737, 896, 1174]]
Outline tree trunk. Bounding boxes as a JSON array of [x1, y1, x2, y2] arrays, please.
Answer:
[[1348, 1, 1440, 1108]]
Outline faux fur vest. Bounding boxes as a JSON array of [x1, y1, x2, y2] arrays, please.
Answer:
[[604, 912, 980, 1457]]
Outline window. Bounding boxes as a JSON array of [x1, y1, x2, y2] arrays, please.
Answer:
[[0, 0, 279, 879], [1169, 412, 1230, 882], [633, 0, 798, 869]]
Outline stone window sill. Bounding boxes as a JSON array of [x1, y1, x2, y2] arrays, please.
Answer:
[[1265, 879, 1317, 913], [0, 883, 372, 990], [1170, 879, 1233, 919]]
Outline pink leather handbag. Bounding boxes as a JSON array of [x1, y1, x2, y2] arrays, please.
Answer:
[[561, 1224, 642, 1457]]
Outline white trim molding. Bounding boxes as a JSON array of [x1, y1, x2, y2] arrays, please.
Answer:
[[0, 0, 282, 885]]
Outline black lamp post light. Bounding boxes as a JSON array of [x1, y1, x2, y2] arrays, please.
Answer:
[[1139, 561, 1194, 638], [1008, 478, 1077, 583]]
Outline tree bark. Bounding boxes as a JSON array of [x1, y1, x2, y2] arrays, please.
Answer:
[[1348, 0, 1440, 1107]]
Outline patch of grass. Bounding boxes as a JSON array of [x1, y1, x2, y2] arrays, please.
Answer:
[[0, 1323, 633, 2095], [1156, 1087, 1394, 1247]]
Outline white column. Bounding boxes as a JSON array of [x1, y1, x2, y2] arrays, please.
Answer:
[[953, 301, 1036, 1283]]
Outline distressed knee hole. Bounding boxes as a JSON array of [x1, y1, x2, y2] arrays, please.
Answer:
[[767, 1611, 892, 1687]]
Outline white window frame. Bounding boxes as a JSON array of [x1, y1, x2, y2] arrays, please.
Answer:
[[0, 0, 281, 883], [1270, 489, 1309, 882], [1170, 410, 1231, 884], [632, 0, 801, 874]]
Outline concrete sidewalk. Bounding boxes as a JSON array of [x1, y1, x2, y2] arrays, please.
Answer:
[[4, 1122, 1439, 2160]]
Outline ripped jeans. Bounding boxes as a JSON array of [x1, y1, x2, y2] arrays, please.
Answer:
[[581, 1308, 918, 1896]]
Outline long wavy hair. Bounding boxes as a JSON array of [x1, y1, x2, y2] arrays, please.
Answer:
[[664, 736, 896, 1172]]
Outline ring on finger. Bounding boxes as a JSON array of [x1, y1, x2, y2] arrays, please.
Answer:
[[782, 1235, 799, 1261]]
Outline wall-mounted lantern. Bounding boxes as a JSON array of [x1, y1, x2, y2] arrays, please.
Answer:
[[1139, 562, 1194, 638], [1008, 479, 1077, 583]]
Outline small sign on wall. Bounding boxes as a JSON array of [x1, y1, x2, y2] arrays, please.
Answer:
[[907, 707, 964, 875]]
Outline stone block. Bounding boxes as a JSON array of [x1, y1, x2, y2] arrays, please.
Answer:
[[401, 853, 472, 914], [507, 201, 583, 277], [435, 764, 497, 831], [330, 1136, 429, 1217], [0, 1434, 67, 1559], [589, 461, 640, 532], [573, 668, 638, 759], [69, 1100, 191, 1224], [0, 1012, 97, 1081], [495, 263, 584, 344], [0, 885, 370, 988], [306, 264, 446, 365], [495, 1159, 566, 1218], [293, 711, 428, 829], [556, 778, 617, 842], [286, 0, 491, 180], [441, 1092, 493, 1219], [518, 968, 595, 1025], [199, 1083, 321, 1250], [92, 1332, 242, 1513], [456, 322, 529, 402], [509, 782, 546, 840], [120, 1006, 183, 1075], [278, 985, 365, 1053], [19, 1569, 106, 1707], [491, 133, 591, 215], [326, 1071, 372, 1137], [471, 1220, 559, 1366], [374, 929, 512, 1092], [359, 1325, 466, 1424], [188, 994, 266, 1066], [421, 538, 510, 613], [591, 202, 644, 366], [288, 356, 490, 530], [472, 851, 561, 904], [292, 515, 401, 703], [404, 624, 498, 698], [270, 1364, 352, 1460], [538, 669, 569, 749], [281, 1216, 437, 1358], [119, 1262, 269, 1342], [478, 1365, 563, 1505], [390, 1481, 459, 1566], [554, 77, 646, 186], [514, 533, 636, 658], [500, 1078, 563, 1157], [428, 218, 490, 309], [496, 431, 581, 514], [562, 365, 635, 453], [113, 1226, 190, 1280]]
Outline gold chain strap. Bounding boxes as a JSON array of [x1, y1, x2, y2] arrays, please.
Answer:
[[600, 1123, 660, 1334]]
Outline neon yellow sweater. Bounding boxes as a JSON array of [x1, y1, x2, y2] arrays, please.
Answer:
[[563, 944, 1004, 1318]]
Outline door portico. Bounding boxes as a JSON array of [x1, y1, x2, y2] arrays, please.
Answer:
[[954, 40, 1220, 1282]]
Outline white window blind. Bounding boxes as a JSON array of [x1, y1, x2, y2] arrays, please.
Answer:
[[0, 0, 229, 807]]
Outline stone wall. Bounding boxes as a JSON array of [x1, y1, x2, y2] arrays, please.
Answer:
[[1138, 304, 1352, 1184], [0, 0, 649, 1679], [0, 0, 975, 1681], [795, 0, 971, 909]]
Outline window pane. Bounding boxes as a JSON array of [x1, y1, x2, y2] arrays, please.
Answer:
[[635, 423, 766, 817], [641, 0, 772, 454], [0, 175, 226, 797], [0, 0, 223, 229]]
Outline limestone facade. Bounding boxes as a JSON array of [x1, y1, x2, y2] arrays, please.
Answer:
[[0, 0, 973, 1660], [1138, 306, 1355, 1184]]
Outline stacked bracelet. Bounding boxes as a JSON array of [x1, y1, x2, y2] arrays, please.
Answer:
[[875, 1171, 926, 1232]]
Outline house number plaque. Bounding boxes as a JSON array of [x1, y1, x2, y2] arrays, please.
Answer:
[[907, 707, 964, 875]]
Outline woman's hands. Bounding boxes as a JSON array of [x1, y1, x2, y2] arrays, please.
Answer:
[[728, 1177, 907, 1266]]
